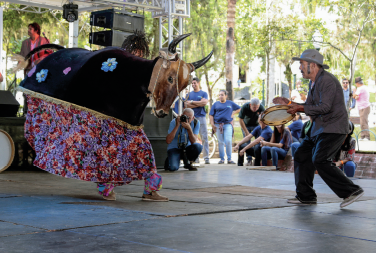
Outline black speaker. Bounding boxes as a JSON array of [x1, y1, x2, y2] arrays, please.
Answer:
[[90, 9, 144, 33], [89, 30, 133, 47], [0, 91, 20, 117]]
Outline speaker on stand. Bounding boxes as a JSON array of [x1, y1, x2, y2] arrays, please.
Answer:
[[89, 9, 145, 47]]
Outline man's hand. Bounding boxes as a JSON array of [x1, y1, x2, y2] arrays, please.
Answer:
[[334, 161, 342, 167], [181, 121, 191, 130], [287, 104, 304, 115], [239, 150, 245, 157], [233, 145, 239, 152], [273, 97, 290, 105], [176, 115, 181, 126], [211, 125, 217, 134]]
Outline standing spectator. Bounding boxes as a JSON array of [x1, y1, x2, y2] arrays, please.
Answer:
[[210, 90, 241, 164], [334, 122, 357, 177], [184, 77, 210, 164], [286, 113, 303, 142], [273, 49, 363, 208], [234, 115, 273, 166], [342, 78, 356, 111], [166, 108, 202, 171], [354, 77, 371, 141], [238, 98, 265, 165], [291, 80, 303, 103], [260, 125, 293, 169], [20, 22, 51, 74]]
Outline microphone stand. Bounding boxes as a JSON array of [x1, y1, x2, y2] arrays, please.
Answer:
[[42, 32, 50, 44]]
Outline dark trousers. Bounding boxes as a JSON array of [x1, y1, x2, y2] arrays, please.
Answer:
[[167, 143, 203, 171], [240, 126, 257, 163], [294, 133, 361, 200], [238, 143, 262, 166]]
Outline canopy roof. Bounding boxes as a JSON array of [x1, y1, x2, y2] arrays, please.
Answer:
[[4, 0, 164, 13]]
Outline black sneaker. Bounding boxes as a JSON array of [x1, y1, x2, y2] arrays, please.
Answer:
[[205, 160, 210, 164], [184, 164, 198, 171], [340, 188, 364, 208], [287, 196, 317, 204]]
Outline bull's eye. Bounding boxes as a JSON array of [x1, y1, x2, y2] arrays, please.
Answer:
[[168, 76, 173, 84]]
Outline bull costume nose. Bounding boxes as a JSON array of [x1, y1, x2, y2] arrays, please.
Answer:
[[156, 109, 167, 118]]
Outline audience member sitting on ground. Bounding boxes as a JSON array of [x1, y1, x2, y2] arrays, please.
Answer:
[[233, 115, 273, 166], [209, 90, 241, 164], [291, 118, 312, 158], [166, 108, 202, 171], [286, 113, 303, 142], [260, 124, 293, 170], [333, 121, 357, 177]]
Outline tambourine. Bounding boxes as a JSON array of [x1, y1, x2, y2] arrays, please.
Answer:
[[260, 105, 295, 126], [0, 130, 15, 173]]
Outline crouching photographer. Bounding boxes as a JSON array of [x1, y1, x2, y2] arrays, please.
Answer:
[[166, 108, 203, 171]]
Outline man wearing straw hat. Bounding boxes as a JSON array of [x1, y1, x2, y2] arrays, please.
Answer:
[[273, 49, 364, 208]]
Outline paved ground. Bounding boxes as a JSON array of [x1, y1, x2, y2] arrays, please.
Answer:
[[1, 164, 375, 253]]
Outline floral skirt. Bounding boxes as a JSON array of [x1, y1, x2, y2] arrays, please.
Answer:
[[24, 95, 160, 188]]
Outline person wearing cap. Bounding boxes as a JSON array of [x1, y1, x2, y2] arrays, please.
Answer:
[[342, 78, 356, 111], [353, 77, 371, 141], [273, 49, 364, 208], [184, 77, 210, 164]]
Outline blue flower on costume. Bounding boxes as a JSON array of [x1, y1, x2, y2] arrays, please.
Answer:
[[36, 69, 48, 83], [101, 58, 118, 72]]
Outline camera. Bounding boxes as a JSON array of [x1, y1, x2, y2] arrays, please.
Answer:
[[180, 114, 188, 123]]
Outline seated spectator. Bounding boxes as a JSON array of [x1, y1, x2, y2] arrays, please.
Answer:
[[233, 115, 273, 166], [260, 124, 293, 170], [291, 118, 312, 158], [166, 108, 202, 171], [333, 121, 357, 177], [286, 113, 303, 142]]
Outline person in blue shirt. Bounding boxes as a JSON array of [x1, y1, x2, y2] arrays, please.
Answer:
[[342, 78, 356, 111], [286, 113, 303, 142], [166, 108, 202, 171], [260, 124, 293, 170], [233, 115, 273, 166], [184, 77, 210, 164], [209, 90, 241, 164]]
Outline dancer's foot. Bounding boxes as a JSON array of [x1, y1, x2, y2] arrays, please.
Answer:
[[142, 191, 169, 202], [103, 191, 116, 201]]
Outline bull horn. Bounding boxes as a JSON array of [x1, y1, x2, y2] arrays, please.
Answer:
[[191, 51, 214, 70], [168, 33, 192, 54]]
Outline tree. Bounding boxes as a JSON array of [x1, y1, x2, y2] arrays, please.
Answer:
[[184, 0, 227, 110], [226, 0, 237, 101]]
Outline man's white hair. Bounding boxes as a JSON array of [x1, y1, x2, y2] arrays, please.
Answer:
[[250, 98, 260, 105], [183, 108, 194, 116]]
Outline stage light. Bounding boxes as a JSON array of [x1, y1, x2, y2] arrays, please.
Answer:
[[63, 3, 78, 22]]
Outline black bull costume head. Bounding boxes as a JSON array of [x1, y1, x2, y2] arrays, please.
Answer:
[[18, 33, 213, 126]]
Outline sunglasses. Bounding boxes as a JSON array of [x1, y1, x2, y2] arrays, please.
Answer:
[[343, 82, 349, 84]]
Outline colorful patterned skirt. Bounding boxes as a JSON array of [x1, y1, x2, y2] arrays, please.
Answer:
[[24, 95, 162, 195]]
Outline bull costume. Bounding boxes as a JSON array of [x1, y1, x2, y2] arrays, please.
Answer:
[[16, 33, 213, 201]]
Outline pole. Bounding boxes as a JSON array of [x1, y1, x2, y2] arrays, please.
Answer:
[[293, 74, 296, 90], [262, 79, 265, 106], [0, 7, 3, 90]]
